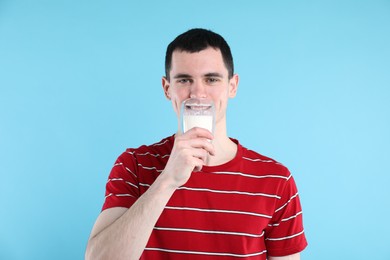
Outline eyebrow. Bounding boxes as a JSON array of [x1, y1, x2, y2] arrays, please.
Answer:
[[173, 72, 223, 79], [204, 72, 223, 78], [173, 73, 192, 79]]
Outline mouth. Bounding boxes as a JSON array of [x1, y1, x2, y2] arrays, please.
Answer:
[[185, 104, 213, 110]]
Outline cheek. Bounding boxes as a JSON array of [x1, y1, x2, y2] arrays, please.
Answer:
[[171, 86, 190, 99], [169, 97, 180, 115], [169, 95, 185, 116], [171, 88, 190, 103], [214, 90, 230, 112], [210, 87, 229, 102]]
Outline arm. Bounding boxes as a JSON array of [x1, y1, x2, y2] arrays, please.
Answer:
[[269, 253, 300, 260], [85, 174, 176, 260], [85, 128, 214, 260]]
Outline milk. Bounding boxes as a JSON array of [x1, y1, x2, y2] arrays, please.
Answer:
[[183, 114, 213, 133]]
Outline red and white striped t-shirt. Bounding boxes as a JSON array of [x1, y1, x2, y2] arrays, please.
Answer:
[[103, 135, 307, 259]]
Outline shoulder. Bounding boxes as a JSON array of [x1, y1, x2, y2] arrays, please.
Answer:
[[125, 135, 173, 156], [238, 143, 291, 179], [115, 135, 174, 166]]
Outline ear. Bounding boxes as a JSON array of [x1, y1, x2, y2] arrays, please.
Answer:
[[228, 74, 239, 98], [162, 76, 171, 100]]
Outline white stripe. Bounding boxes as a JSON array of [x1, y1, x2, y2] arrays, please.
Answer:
[[105, 193, 113, 199], [107, 178, 139, 189], [267, 211, 303, 227], [266, 230, 305, 241], [105, 193, 136, 199], [116, 194, 135, 197], [212, 171, 290, 180], [126, 181, 138, 189], [127, 151, 170, 158], [242, 157, 274, 163], [153, 139, 169, 146], [177, 186, 281, 199], [138, 163, 163, 172], [154, 226, 265, 238], [114, 163, 138, 179], [281, 211, 302, 222], [243, 152, 285, 166], [144, 247, 267, 258], [107, 178, 123, 182], [125, 167, 137, 178], [275, 192, 299, 213], [138, 152, 169, 158], [165, 206, 272, 219], [139, 183, 151, 187]]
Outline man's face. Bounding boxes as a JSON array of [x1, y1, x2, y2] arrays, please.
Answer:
[[162, 47, 238, 129]]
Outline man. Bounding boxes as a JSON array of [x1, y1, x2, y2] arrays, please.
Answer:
[[85, 28, 307, 259]]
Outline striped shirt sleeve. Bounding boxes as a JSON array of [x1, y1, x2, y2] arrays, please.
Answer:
[[101, 151, 140, 211], [264, 173, 308, 256]]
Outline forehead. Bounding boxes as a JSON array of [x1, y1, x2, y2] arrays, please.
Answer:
[[170, 47, 227, 76]]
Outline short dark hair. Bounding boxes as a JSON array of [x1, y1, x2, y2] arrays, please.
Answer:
[[165, 28, 234, 81]]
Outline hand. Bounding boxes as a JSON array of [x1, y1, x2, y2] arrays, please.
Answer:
[[162, 127, 215, 188]]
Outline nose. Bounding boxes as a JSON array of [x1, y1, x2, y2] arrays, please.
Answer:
[[190, 80, 207, 99]]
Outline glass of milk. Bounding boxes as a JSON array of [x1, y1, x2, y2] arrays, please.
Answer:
[[181, 98, 215, 135]]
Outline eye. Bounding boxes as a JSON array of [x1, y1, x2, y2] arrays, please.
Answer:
[[206, 77, 220, 84], [177, 78, 192, 84]]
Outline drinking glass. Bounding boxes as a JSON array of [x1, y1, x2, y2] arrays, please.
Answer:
[[181, 98, 215, 134]]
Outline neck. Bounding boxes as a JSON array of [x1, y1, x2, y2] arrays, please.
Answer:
[[206, 121, 237, 166]]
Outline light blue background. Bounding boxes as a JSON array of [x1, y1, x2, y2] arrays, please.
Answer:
[[1, 0, 389, 259]]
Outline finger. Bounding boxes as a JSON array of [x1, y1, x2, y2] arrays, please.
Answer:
[[188, 138, 215, 156], [191, 148, 209, 163], [193, 165, 202, 172], [192, 157, 205, 172]]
